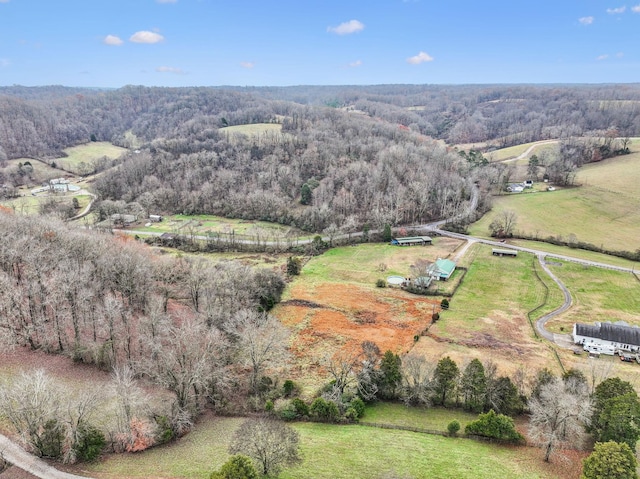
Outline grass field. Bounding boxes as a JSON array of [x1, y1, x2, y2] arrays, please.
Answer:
[[507, 239, 640, 269], [408, 243, 562, 375], [486, 141, 559, 162], [1, 193, 92, 215], [470, 183, 640, 253], [55, 142, 127, 174], [130, 213, 310, 240], [470, 142, 640, 252], [361, 402, 478, 431], [219, 123, 294, 145], [542, 262, 640, 334], [79, 415, 572, 479]]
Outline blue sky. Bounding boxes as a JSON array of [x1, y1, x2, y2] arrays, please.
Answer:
[[0, 0, 639, 87]]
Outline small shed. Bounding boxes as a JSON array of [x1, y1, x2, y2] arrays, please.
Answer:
[[492, 248, 517, 257], [149, 214, 163, 223], [391, 236, 432, 246]]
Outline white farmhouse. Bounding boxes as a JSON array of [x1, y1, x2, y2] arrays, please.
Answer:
[[573, 322, 640, 355]]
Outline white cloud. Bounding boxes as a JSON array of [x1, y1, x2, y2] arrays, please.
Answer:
[[130, 31, 164, 44], [240, 61, 255, 69], [103, 35, 124, 46], [0, 58, 9, 67], [406, 51, 434, 64], [156, 66, 185, 74], [632, 4, 640, 12], [579, 16, 594, 25], [596, 54, 609, 60], [327, 20, 364, 35], [606, 5, 626, 13], [348, 60, 362, 68]]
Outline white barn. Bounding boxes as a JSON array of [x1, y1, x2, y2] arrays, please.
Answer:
[[573, 322, 640, 355]]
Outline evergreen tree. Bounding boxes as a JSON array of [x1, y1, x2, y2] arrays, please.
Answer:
[[582, 441, 638, 479], [432, 356, 459, 406]]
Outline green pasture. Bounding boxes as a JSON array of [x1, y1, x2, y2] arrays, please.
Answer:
[[361, 403, 478, 431], [542, 262, 640, 334], [132, 213, 311, 240], [436, 244, 560, 334], [55, 142, 127, 174], [295, 240, 459, 289], [83, 416, 559, 479], [508, 239, 639, 269], [469, 184, 640, 253], [486, 141, 559, 162], [0, 193, 91, 215]]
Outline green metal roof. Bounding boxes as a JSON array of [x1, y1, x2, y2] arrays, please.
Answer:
[[434, 259, 456, 276]]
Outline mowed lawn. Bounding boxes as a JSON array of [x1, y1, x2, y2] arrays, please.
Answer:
[[80, 415, 566, 479]]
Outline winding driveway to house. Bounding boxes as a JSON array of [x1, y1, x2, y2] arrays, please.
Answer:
[[0, 434, 94, 479], [534, 254, 574, 345]]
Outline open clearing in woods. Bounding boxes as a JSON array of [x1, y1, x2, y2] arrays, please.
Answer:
[[55, 142, 127, 174]]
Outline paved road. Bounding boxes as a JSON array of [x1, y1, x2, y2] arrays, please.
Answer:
[[0, 434, 93, 479], [535, 254, 574, 345]]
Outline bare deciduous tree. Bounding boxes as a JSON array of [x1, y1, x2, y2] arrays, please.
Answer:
[[141, 317, 227, 416], [229, 418, 301, 477], [400, 353, 433, 406], [528, 377, 592, 462], [225, 310, 290, 393]]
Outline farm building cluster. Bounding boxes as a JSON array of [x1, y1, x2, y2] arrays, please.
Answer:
[[387, 237, 456, 291], [387, 258, 456, 290]]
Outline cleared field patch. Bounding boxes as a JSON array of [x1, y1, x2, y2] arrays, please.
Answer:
[[275, 240, 461, 389], [55, 142, 127, 174], [79, 416, 573, 479], [219, 123, 293, 144], [487, 141, 559, 163], [131, 213, 310, 240], [0, 193, 92, 215], [0, 158, 66, 188], [508, 239, 639, 269], [409, 244, 562, 375]]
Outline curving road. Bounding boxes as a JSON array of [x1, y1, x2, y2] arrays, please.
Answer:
[[0, 433, 93, 479]]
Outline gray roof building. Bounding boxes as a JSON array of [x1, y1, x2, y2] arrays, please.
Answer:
[[574, 322, 640, 348]]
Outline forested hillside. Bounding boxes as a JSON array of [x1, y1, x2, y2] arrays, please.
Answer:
[[2, 84, 640, 232]]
